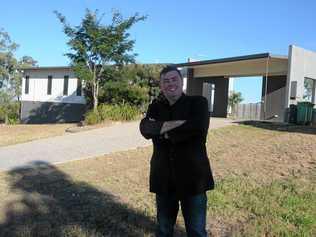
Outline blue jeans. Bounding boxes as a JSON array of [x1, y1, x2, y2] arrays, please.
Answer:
[[155, 193, 207, 237]]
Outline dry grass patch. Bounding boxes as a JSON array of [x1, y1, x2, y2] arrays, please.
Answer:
[[0, 123, 315, 236], [0, 121, 113, 147], [0, 124, 72, 147]]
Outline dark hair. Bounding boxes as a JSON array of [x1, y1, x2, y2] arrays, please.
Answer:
[[160, 65, 182, 80]]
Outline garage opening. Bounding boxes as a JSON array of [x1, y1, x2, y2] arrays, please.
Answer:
[[229, 76, 263, 120]]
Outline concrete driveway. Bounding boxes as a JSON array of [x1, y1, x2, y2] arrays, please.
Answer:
[[0, 118, 234, 171]]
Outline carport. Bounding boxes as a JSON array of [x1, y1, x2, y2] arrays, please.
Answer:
[[176, 45, 316, 122]]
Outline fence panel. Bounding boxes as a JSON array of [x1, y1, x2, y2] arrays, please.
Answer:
[[233, 103, 262, 120]]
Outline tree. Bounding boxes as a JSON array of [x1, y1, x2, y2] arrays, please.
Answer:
[[13, 56, 38, 100], [0, 28, 37, 123], [0, 28, 18, 92], [98, 63, 164, 107], [55, 9, 146, 111], [19, 56, 38, 67], [0, 29, 37, 99], [228, 91, 243, 114]]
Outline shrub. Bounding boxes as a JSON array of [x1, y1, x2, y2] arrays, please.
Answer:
[[7, 117, 20, 125], [84, 110, 101, 125], [97, 104, 111, 121], [85, 103, 141, 125], [98, 103, 141, 121], [0, 101, 20, 124], [99, 81, 148, 107]]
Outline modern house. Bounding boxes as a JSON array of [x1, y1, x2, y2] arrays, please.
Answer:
[[177, 45, 316, 122], [20, 45, 316, 124], [21, 66, 86, 123]]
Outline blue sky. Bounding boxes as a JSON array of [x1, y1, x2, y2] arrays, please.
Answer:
[[1, 0, 316, 102]]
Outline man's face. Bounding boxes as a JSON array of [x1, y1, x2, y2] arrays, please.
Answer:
[[160, 70, 183, 101]]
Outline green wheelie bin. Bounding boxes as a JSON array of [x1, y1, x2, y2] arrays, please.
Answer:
[[296, 101, 314, 125], [312, 108, 316, 125]]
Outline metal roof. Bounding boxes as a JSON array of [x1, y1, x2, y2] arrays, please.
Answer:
[[22, 66, 72, 71], [175, 53, 288, 68]]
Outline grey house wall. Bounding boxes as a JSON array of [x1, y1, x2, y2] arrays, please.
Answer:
[[285, 45, 316, 107], [261, 75, 287, 121], [186, 69, 229, 117], [21, 101, 87, 124]]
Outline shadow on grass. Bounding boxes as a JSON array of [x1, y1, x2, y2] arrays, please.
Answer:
[[0, 161, 185, 237], [234, 120, 316, 135]]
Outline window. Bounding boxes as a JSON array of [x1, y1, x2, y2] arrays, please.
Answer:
[[76, 79, 82, 96], [303, 78, 314, 102], [25, 76, 30, 94], [290, 81, 297, 100], [47, 75, 52, 95], [63, 75, 69, 96]]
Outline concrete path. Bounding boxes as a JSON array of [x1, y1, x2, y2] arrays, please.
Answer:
[[0, 118, 234, 171]]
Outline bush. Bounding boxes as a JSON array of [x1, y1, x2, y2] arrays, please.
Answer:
[[97, 103, 141, 121], [85, 103, 140, 125], [98, 64, 164, 108], [7, 117, 20, 125], [0, 101, 20, 124], [99, 81, 148, 107], [84, 110, 101, 125]]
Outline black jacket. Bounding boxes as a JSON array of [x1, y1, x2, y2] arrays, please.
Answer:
[[139, 94, 214, 198]]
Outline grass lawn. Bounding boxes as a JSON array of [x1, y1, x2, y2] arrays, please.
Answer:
[[0, 121, 113, 147], [0, 123, 315, 236], [0, 124, 73, 147]]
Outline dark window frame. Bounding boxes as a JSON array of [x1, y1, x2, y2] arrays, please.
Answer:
[[25, 75, 30, 94], [76, 78, 82, 96], [63, 75, 69, 96], [47, 75, 52, 95]]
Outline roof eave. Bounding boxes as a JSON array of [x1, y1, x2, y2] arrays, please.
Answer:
[[21, 66, 72, 71], [175, 53, 288, 68]]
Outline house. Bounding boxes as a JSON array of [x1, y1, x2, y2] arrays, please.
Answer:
[[21, 66, 86, 123], [21, 45, 316, 124], [177, 45, 316, 122]]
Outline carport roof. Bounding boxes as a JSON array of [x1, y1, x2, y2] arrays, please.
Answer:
[[175, 53, 288, 68], [175, 53, 289, 78]]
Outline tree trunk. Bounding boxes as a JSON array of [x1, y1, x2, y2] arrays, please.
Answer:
[[93, 80, 98, 112], [5, 114, 9, 125], [96, 80, 99, 108], [92, 68, 98, 112]]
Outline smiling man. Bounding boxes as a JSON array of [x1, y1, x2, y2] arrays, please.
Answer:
[[140, 65, 215, 237]]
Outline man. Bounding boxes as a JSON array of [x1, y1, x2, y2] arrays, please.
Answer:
[[139, 65, 215, 237]]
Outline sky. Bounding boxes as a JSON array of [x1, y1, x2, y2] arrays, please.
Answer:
[[1, 0, 316, 103]]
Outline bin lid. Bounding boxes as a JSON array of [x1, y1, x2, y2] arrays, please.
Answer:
[[297, 101, 314, 106]]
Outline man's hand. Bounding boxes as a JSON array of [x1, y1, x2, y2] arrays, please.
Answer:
[[160, 120, 186, 134]]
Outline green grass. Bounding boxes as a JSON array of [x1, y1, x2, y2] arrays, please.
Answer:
[[207, 176, 316, 237]]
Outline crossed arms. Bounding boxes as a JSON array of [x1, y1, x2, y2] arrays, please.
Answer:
[[139, 97, 209, 143]]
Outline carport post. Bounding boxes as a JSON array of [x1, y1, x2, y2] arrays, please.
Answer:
[[263, 56, 270, 120]]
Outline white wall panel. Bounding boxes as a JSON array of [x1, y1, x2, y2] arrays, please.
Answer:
[[21, 68, 86, 104]]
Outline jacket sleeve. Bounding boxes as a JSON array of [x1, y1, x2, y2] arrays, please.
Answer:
[[167, 96, 210, 143], [139, 103, 164, 140]]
